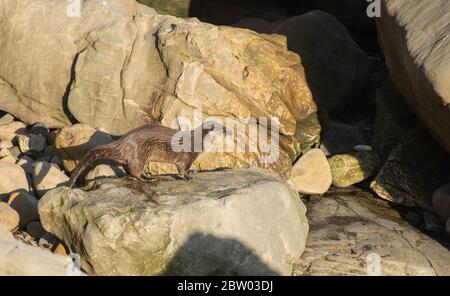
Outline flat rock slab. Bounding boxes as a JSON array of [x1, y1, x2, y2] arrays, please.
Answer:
[[39, 168, 309, 276], [294, 188, 450, 276]]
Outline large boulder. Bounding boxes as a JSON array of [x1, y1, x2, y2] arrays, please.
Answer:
[[376, 0, 450, 154], [273, 11, 372, 112], [294, 189, 450, 275], [0, 0, 317, 177], [39, 168, 309, 276]]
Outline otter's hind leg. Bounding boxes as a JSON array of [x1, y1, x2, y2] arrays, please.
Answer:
[[124, 162, 146, 181]]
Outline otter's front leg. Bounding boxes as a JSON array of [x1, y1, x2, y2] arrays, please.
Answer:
[[176, 162, 195, 181]]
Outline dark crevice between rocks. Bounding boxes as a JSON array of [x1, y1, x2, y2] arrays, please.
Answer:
[[61, 50, 85, 125]]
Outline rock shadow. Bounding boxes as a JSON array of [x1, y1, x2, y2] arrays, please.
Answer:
[[160, 232, 280, 276]]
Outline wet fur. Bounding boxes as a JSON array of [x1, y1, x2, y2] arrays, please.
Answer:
[[68, 122, 224, 188]]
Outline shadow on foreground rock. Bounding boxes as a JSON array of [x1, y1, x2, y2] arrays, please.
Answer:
[[160, 232, 279, 276]]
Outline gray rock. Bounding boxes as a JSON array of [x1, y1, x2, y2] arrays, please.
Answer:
[[432, 184, 450, 224], [371, 127, 450, 209], [294, 189, 450, 275], [39, 168, 309, 276], [320, 121, 367, 156], [289, 149, 331, 195]]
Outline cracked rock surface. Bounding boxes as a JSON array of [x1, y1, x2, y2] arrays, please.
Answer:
[[38, 168, 309, 276], [294, 188, 450, 276], [0, 0, 316, 177]]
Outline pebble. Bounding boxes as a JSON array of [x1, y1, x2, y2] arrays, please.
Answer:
[[289, 149, 332, 195], [0, 202, 19, 231], [353, 145, 373, 152]]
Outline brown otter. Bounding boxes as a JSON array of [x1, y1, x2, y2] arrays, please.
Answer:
[[68, 121, 228, 188]]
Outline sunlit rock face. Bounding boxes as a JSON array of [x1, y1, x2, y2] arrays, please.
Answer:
[[0, 0, 317, 176]]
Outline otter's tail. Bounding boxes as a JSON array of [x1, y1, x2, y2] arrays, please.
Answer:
[[68, 145, 117, 188]]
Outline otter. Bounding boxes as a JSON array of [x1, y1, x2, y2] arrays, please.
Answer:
[[68, 121, 228, 188]]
